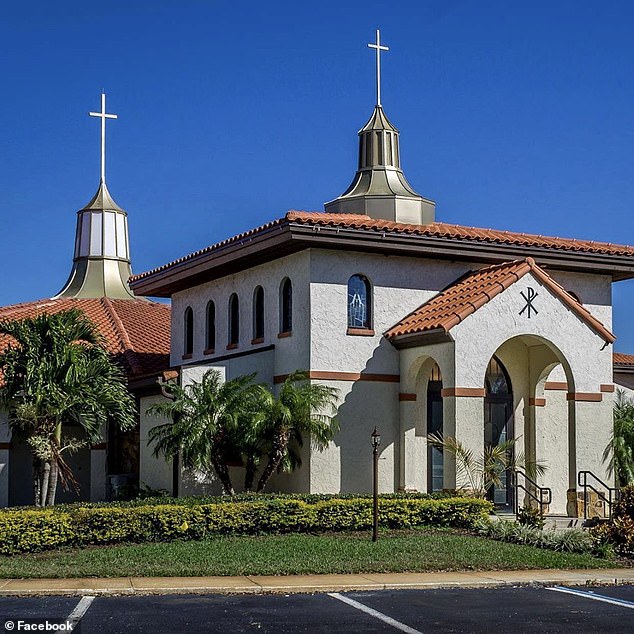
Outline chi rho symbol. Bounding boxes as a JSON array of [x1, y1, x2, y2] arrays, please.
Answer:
[[519, 287, 538, 318]]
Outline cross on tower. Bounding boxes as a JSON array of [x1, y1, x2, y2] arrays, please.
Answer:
[[368, 29, 389, 107], [89, 93, 118, 183]]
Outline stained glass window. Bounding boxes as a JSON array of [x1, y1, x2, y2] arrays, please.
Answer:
[[485, 357, 510, 395], [347, 275, 371, 329]]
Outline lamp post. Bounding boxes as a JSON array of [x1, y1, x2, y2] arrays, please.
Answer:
[[371, 426, 381, 542]]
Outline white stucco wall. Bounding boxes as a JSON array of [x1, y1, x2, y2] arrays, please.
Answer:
[[170, 251, 311, 379], [139, 394, 175, 495], [309, 249, 471, 374], [308, 379, 400, 494], [452, 270, 612, 391], [161, 246, 618, 501]]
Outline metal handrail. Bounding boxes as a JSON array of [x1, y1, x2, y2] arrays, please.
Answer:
[[512, 469, 552, 516], [577, 470, 620, 520]]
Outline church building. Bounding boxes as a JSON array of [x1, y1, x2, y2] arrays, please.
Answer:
[[130, 32, 634, 515]]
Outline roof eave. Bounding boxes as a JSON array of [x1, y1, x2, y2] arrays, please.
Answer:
[[386, 328, 453, 349], [130, 221, 634, 297]]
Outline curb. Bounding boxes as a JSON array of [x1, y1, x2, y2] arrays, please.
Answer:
[[0, 569, 632, 597]]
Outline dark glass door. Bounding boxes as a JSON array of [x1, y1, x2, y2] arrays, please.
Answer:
[[427, 379, 443, 492], [484, 357, 514, 508]]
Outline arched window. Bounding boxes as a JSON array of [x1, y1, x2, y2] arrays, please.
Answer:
[[427, 363, 443, 493], [347, 274, 371, 329], [228, 293, 239, 347], [280, 278, 292, 334], [253, 286, 264, 341], [484, 356, 514, 508], [205, 301, 215, 352], [183, 306, 193, 357]]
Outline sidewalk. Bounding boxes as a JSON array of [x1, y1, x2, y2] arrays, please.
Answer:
[[0, 568, 632, 596]]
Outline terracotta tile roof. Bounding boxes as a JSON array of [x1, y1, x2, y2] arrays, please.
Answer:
[[286, 212, 634, 256], [614, 352, 634, 367], [0, 297, 171, 378], [130, 211, 634, 283], [384, 257, 615, 344]]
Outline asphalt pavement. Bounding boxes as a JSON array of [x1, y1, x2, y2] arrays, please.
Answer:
[[1, 584, 633, 633]]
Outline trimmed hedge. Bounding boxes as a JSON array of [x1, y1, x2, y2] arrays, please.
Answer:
[[0, 496, 492, 555], [6, 490, 454, 513]]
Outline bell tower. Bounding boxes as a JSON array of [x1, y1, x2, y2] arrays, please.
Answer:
[[325, 30, 435, 225], [55, 93, 136, 300]]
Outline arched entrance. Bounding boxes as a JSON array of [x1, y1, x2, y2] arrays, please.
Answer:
[[484, 356, 514, 508]]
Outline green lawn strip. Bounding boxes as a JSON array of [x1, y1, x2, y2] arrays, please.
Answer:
[[0, 530, 617, 579]]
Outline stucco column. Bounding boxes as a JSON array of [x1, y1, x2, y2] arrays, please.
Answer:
[[441, 389, 485, 492], [399, 397, 425, 491], [532, 391, 568, 515], [90, 444, 107, 502], [571, 396, 612, 485]]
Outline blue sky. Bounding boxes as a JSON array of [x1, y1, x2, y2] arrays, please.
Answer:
[[2, 1, 634, 349]]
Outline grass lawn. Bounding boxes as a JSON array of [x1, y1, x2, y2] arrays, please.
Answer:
[[0, 530, 619, 579]]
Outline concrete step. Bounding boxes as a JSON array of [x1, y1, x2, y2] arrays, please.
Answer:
[[491, 512, 585, 530], [542, 515, 584, 530]]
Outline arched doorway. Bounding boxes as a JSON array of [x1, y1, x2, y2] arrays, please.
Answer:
[[484, 356, 514, 508], [427, 363, 443, 492]]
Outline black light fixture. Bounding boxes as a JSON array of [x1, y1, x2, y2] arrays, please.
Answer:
[[371, 426, 381, 542], [371, 426, 381, 449]]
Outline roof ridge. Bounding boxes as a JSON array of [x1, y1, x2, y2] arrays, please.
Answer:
[[100, 297, 144, 375]]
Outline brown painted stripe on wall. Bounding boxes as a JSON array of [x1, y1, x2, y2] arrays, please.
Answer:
[[441, 387, 486, 398], [600, 384, 616, 393], [274, 371, 400, 384], [566, 392, 603, 402], [399, 393, 417, 401], [529, 397, 546, 407], [545, 381, 568, 391], [0, 443, 12, 450], [91, 443, 107, 450]]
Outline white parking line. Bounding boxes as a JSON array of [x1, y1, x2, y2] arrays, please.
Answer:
[[547, 586, 634, 610], [66, 596, 96, 628], [328, 592, 423, 634]]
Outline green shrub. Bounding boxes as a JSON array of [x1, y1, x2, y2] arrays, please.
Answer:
[[516, 505, 545, 530], [589, 485, 634, 557], [4, 490, 454, 513], [614, 485, 634, 520], [0, 496, 492, 555], [478, 520, 595, 554]]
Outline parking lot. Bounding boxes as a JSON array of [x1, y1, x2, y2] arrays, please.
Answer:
[[1, 584, 633, 633]]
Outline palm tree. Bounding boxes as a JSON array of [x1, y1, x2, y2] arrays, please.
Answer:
[[147, 370, 262, 495], [605, 390, 634, 486], [427, 433, 545, 499], [255, 371, 339, 493], [0, 309, 136, 506]]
